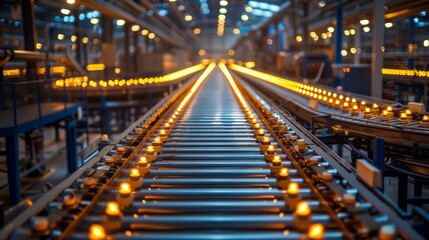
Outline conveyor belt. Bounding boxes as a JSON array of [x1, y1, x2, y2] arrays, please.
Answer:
[[1, 63, 423, 240], [230, 64, 429, 151]]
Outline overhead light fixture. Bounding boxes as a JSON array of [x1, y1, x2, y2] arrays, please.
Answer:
[[241, 14, 249, 21], [220, 0, 228, 6], [71, 35, 77, 42], [194, 28, 201, 35], [341, 49, 348, 56], [185, 15, 193, 21], [82, 37, 89, 43], [424, 40, 429, 47], [131, 25, 140, 32], [90, 18, 99, 24], [360, 19, 369, 25], [116, 19, 125, 26], [296, 35, 302, 42], [228, 49, 235, 56], [327, 26, 334, 32], [233, 28, 240, 35], [219, 8, 227, 14], [60, 9, 71, 15], [57, 34, 65, 40], [385, 22, 393, 28], [245, 6, 252, 12], [148, 33, 156, 39], [363, 26, 370, 32], [36, 43, 42, 49], [66, 0, 75, 4], [199, 49, 206, 56], [317, 0, 326, 8], [349, 29, 355, 35], [141, 29, 149, 35]]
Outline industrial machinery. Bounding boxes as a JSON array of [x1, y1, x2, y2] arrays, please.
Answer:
[[0, 63, 425, 239]]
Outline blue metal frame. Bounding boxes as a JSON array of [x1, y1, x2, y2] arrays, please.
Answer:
[[0, 78, 86, 206]]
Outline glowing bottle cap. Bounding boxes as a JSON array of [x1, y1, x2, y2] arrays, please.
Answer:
[[296, 201, 311, 217], [328, 98, 333, 104], [343, 102, 349, 107], [400, 113, 407, 119], [267, 145, 275, 152], [405, 109, 412, 115], [365, 107, 371, 113], [351, 98, 357, 103], [272, 155, 282, 165], [372, 103, 379, 109], [101, 134, 109, 142], [153, 137, 161, 143], [130, 168, 141, 178], [279, 167, 289, 177], [361, 100, 366, 105], [160, 130, 166, 135], [335, 100, 340, 105], [89, 224, 106, 240], [258, 129, 264, 135], [139, 156, 148, 165], [345, 97, 350, 102], [119, 182, 131, 195], [352, 105, 359, 110], [105, 201, 120, 216], [382, 110, 388, 115], [423, 115, 429, 122], [387, 106, 393, 112], [287, 182, 300, 196], [308, 223, 324, 240], [147, 146, 155, 153], [262, 136, 270, 143]]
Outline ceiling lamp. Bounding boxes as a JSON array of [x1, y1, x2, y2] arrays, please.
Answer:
[[241, 14, 249, 21], [360, 19, 369, 25], [220, 0, 228, 6]]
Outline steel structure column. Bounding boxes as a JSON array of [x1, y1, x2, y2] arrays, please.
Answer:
[[124, 24, 130, 74], [73, 5, 82, 65], [66, 119, 78, 173], [102, 15, 115, 80], [6, 134, 20, 206], [21, 0, 38, 81], [302, 2, 309, 53], [334, 0, 343, 87], [133, 31, 139, 75], [371, 0, 384, 98]]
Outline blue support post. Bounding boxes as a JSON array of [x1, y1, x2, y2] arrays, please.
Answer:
[[66, 119, 78, 173], [334, 0, 343, 87], [372, 137, 385, 191], [100, 93, 110, 135], [6, 134, 20, 206]]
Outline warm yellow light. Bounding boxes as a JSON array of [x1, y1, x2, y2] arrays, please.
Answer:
[[360, 19, 369, 25], [148, 33, 156, 39], [308, 223, 324, 240], [86, 63, 105, 71], [361, 101, 366, 106], [119, 182, 131, 195], [116, 19, 125, 26], [219, 8, 227, 14], [36, 43, 42, 49], [241, 15, 249, 21], [327, 26, 335, 32], [194, 28, 201, 35], [352, 105, 358, 110], [296, 35, 302, 42], [287, 182, 299, 195], [89, 224, 106, 240], [233, 28, 240, 35], [61, 8, 71, 15], [82, 37, 89, 44], [245, 6, 252, 12], [400, 113, 407, 119], [141, 29, 149, 35], [365, 107, 371, 113], [220, 0, 228, 6], [423, 115, 429, 121], [105, 201, 120, 216], [66, 0, 75, 4], [228, 49, 235, 56], [405, 109, 412, 115], [130, 168, 140, 178], [372, 103, 379, 109], [131, 25, 140, 32], [185, 15, 193, 21], [57, 34, 65, 40], [296, 201, 311, 217], [279, 167, 289, 177], [272, 155, 281, 164], [139, 156, 147, 164], [363, 26, 370, 32], [90, 18, 99, 24], [199, 49, 206, 56], [115, 67, 121, 74]]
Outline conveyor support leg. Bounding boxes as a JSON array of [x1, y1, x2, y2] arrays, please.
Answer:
[[6, 134, 20, 206], [66, 119, 78, 173], [372, 137, 384, 191]]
